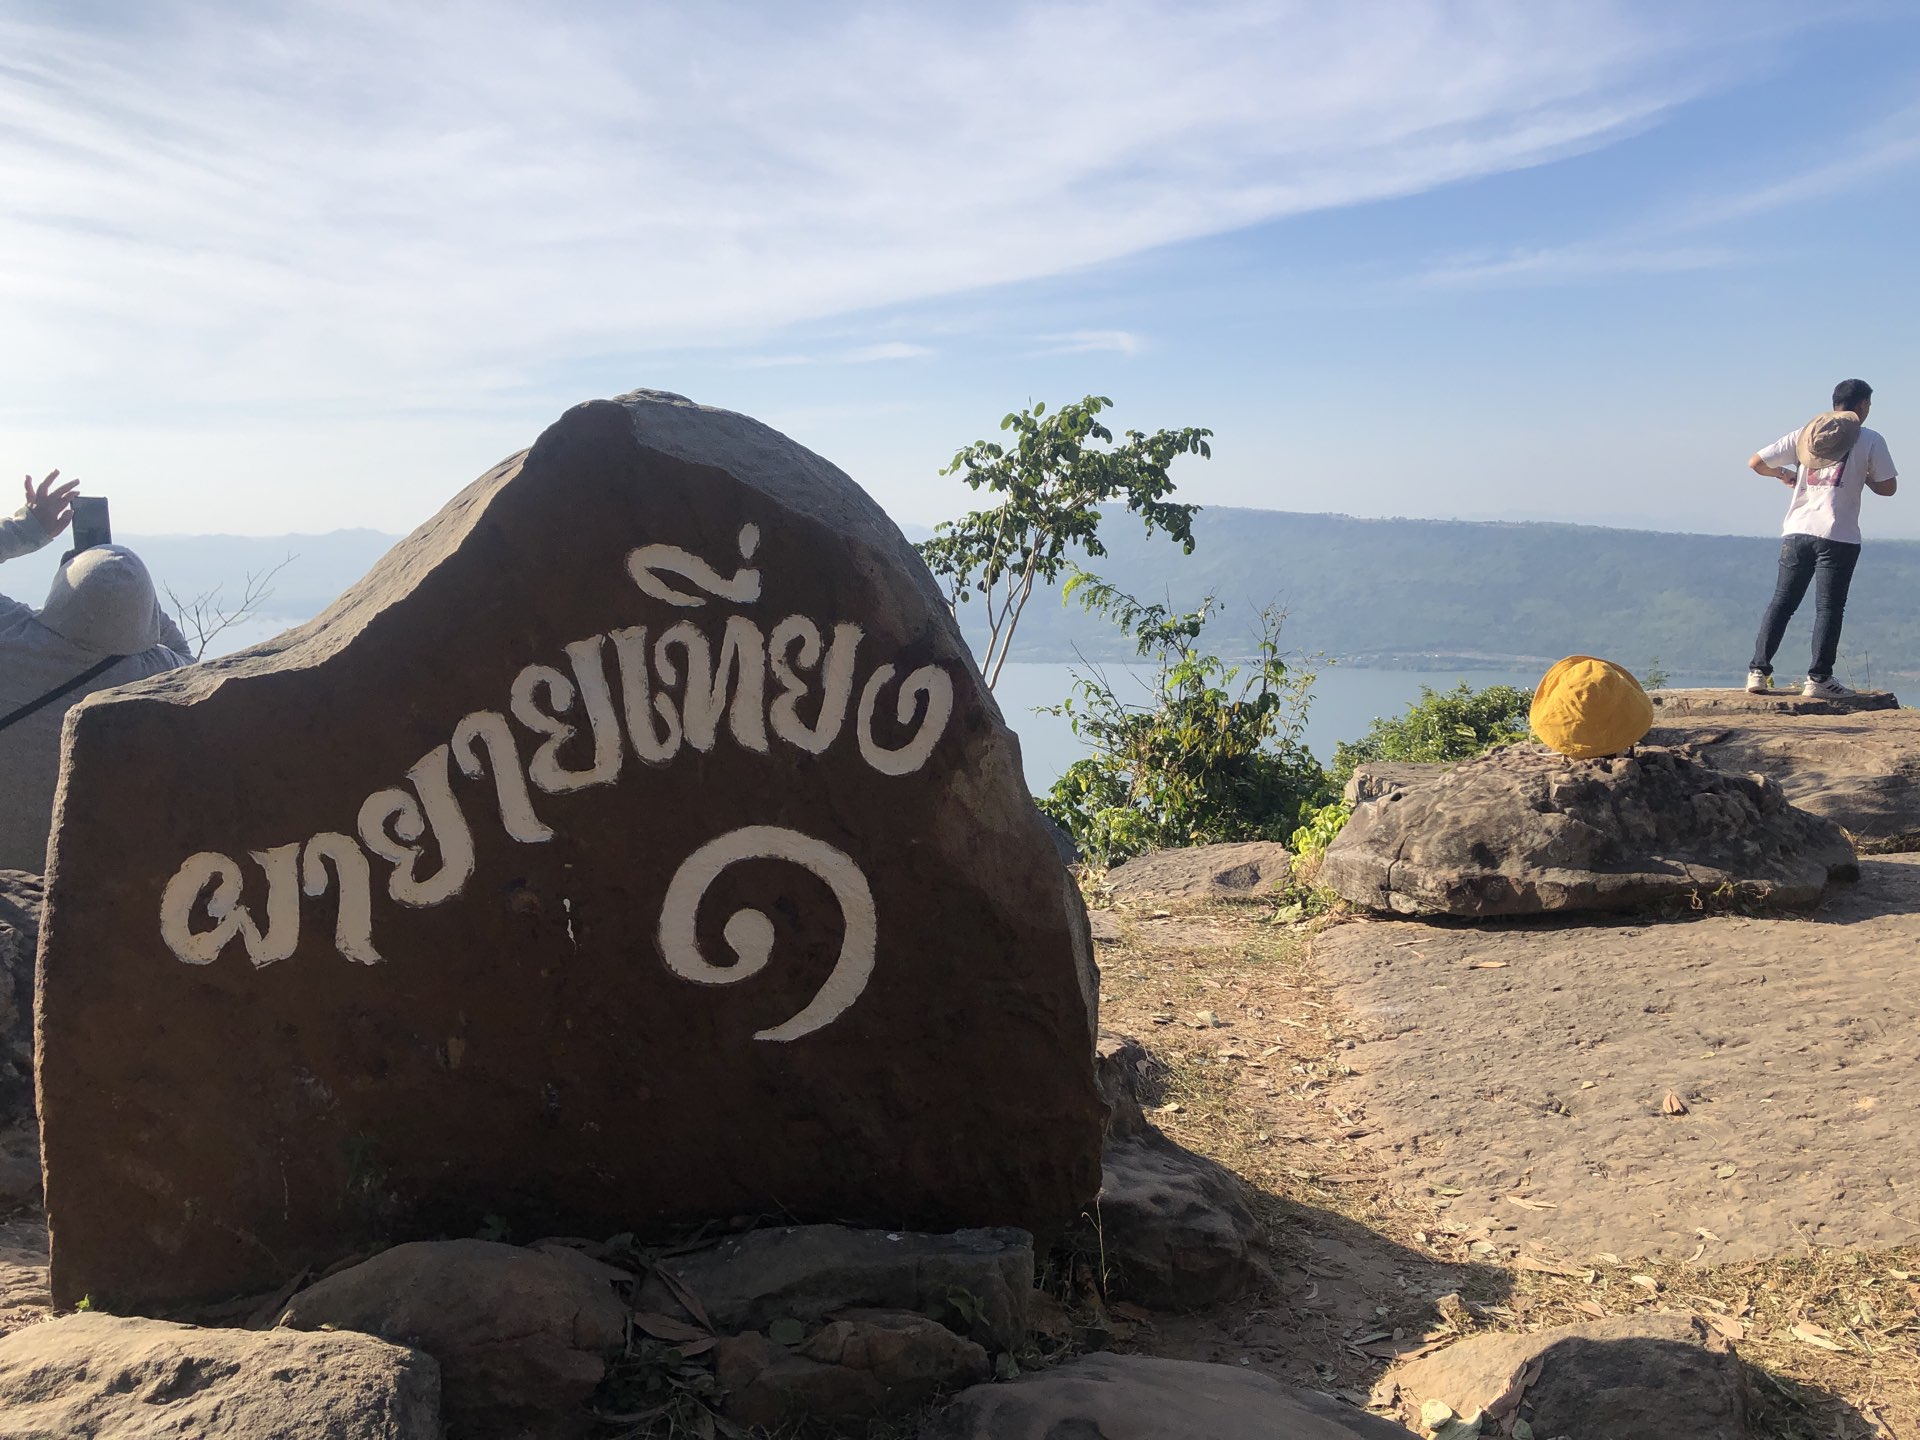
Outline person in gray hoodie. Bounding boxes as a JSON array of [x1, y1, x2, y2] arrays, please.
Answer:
[[0, 474, 192, 872]]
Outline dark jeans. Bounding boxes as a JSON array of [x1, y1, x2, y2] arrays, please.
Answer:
[[1750, 533, 1861, 681]]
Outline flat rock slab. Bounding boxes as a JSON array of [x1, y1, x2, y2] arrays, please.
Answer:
[[1106, 842, 1293, 902], [1648, 687, 1898, 716], [37, 391, 1102, 1309], [0, 1311, 440, 1438], [0, 1216, 49, 1337], [1650, 706, 1920, 853], [1321, 744, 1857, 917], [1313, 856, 1920, 1262], [924, 1353, 1418, 1439]]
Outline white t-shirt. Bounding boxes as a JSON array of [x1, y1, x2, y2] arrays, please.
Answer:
[[1758, 424, 1897, 545]]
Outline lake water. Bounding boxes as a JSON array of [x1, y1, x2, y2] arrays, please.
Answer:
[[207, 622, 1711, 793]]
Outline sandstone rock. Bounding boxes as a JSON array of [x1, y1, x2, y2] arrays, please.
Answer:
[[1106, 841, 1293, 902], [1097, 1128, 1265, 1308], [717, 1310, 988, 1428], [0, 871, 38, 1129], [1321, 743, 1857, 917], [1385, 1312, 1750, 1440], [651, 1224, 1032, 1352], [924, 1353, 1418, 1439], [1342, 762, 1448, 806], [1648, 687, 1897, 717], [38, 390, 1103, 1309], [1649, 705, 1920, 853], [0, 1215, 50, 1337], [0, 1311, 439, 1438], [278, 1238, 623, 1428]]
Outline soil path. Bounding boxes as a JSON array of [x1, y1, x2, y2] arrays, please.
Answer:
[[1313, 857, 1920, 1265]]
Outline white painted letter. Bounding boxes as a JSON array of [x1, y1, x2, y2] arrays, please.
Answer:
[[159, 845, 301, 967], [657, 616, 769, 754], [856, 663, 954, 776], [657, 825, 877, 1043], [451, 710, 554, 844], [510, 637, 623, 794], [301, 833, 382, 965], [357, 745, 477, 907], [611, 625, 683, 763], [768, 617, 862, 754], [627, 523, 763, 608]]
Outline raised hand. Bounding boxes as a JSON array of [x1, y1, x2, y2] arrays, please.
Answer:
[[23, 470, 80, 538]]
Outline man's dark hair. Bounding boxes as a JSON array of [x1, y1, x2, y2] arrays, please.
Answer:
[[1834, 378, 1873, 412]]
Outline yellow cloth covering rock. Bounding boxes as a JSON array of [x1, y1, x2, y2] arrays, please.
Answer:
[[1530, 655, 1654, 759]]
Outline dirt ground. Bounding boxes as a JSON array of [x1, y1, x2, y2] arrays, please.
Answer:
[[1090, 891, 1920, 1439]]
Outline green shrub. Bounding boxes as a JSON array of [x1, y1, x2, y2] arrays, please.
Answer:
[[1288, 800, 1352, 861], [1329, 681, 1532, 787], [1038, 574, 1331, 866]]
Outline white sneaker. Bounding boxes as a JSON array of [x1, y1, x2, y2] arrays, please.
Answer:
[[1745, 670, 1771, 693], [1802, 676, 1856, 699]]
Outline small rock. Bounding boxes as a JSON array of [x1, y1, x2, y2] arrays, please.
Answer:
[[0, 1311, 439, 1437], [279, 1238, 624, 1427], [648, 1225, 1033, 1352], [719, 1310, 989, 1427], [923, 1352, 1418, 1438], [1386, 1313, 1750, 1440], [1106, 842, 1294, 902], [1094, 1032, 1165, 1140], [1096, 1127, 1266, 1309]]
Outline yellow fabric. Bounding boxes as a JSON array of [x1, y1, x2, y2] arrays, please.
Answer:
[[1530, 655, 1654, 759]]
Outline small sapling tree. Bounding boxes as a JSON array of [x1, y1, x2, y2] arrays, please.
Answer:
[[1038, 572, 1328, 865], [917, 396, 1210, 688]]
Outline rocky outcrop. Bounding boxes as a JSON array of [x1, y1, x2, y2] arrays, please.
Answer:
[[1384, 1313, 1751, 1440], [0, 1311, 440, 1438], [926, 1353, 1418, 1439], [1105, 841, 1294, 902], [0, 871, 39, 1130], [648, 1225, 1033, 1353], [39, 389, 1104, 1310], [279, 1238, 624, 1431], [1648, 687, 1897, 717], [1649, 701, 1920, 853], [1097, 1128, 1267, 1308], [1342, 762, 1447, 806], [1321, 743, 1857, 917]]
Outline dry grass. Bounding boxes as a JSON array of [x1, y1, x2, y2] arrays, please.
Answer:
[[1092, 895, 1920, 1439]]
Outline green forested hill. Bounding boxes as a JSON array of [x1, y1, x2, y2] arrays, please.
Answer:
[[984, 508, 1920, 681]]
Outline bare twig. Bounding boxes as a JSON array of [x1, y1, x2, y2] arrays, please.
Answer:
[[164, 553, 296, 659]]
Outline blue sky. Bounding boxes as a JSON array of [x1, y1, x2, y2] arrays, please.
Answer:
[[5, 0, 1919, 538]]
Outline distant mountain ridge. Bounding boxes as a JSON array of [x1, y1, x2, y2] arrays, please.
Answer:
[[8, 510, 1912, 681]]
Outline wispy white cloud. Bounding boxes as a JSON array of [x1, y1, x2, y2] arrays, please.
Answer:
[[1033, 330, 1146, 357], [0, 0, 1742, 422], [839, 342, 936, 364], [1418, 243, 1733, 289]]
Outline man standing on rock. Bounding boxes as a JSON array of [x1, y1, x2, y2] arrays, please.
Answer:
[[1746, 379, 1897, 698]]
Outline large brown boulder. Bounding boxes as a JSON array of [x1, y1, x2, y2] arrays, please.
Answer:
[[1321, 743, 1857, 917], [278, 1239, 625, 1430], [0, 1311, 440, 1438], [1384, 1313, 1751, 1440], [925, 1354, 1418, 1439], [36, 390, 1104, 1310]]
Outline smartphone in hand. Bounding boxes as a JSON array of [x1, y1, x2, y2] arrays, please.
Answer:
[[70, 496, 111, 553]]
